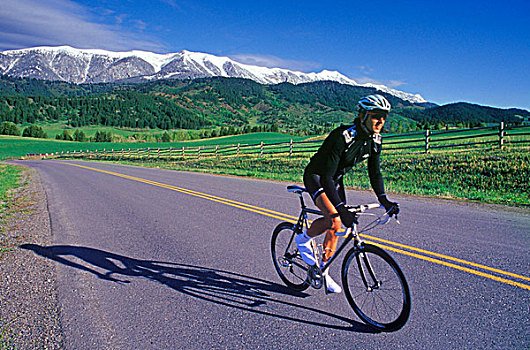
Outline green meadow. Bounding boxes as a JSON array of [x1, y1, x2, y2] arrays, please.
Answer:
[[1, 130, 529, 206], [0, 163, 21, 203], [0, 132, 307, 160], [108, 147, 529, 206]]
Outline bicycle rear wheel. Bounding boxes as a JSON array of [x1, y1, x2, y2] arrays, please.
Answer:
[[271, 222, 310, 291], [342, 243, 411, 332]]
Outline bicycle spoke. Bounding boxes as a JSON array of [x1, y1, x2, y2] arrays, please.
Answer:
[[371, 290, 400, 318], [271, 223, 310, 291], [342, 244, 410, 331]]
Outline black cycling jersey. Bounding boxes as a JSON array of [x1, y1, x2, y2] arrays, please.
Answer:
[[304, 117, 385, 207]]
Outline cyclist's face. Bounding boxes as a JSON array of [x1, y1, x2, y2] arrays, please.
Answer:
[[365, 112, 387, 134]]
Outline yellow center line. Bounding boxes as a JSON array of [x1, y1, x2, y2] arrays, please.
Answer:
[[364, 240, 530, 291], [56, 161, 530, 290], [60, 161, 298, 222], [361, 234, 530, 282]]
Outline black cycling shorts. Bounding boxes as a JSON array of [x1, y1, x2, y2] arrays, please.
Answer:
[[303, 172, 346, 205]]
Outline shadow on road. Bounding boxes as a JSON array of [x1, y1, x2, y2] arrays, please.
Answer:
[[21, 244, 376, 333]]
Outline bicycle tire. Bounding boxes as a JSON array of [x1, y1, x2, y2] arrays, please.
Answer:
[[271, 222, 310, 291], [342, 243, 411, 332]]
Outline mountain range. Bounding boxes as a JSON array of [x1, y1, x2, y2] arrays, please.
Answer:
[[0, 45, 427, 104], [1, 74, 526, 137]]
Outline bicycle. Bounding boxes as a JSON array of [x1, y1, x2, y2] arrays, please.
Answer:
[[271, 185, 411, 332]]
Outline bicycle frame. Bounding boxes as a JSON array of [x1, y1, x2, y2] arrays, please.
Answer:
[[290, 188, 364, 275]]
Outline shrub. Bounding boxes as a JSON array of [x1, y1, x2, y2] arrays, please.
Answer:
[[0, 122, 20, 136], [22, 125, 47, 138], [94, 130, 112, 142], [73, 129, 87, 142], [56, 130, 73, 141]]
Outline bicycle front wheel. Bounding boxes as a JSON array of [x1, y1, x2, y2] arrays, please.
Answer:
[[342, 243, 411, 332], [271, 222, 310, 291]]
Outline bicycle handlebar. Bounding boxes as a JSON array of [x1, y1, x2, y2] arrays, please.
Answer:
[[285, 185, 399, 230], [345, 203, 382, 213], [343, 203, 399, 232]]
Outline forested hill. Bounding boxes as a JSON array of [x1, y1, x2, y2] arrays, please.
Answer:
[[0, 75, 526, 134], [405, 102, 530, 124]]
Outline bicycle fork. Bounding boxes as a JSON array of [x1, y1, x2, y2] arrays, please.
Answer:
[[357, 249, 382, 292]]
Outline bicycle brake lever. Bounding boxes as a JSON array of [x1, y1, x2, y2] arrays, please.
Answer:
[[378, 215, 391, 225]]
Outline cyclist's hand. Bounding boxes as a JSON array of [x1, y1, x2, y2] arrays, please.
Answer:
[[337, 204, 358, 227], [379, 195, 399, 217]]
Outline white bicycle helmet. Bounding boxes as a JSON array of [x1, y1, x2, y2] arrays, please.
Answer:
[[358, 94, 391, 113]]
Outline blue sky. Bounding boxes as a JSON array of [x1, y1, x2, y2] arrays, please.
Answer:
[[1, 0, 529, 109]]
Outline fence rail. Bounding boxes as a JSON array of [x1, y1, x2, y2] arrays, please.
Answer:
[[50, 123, 529, 161]]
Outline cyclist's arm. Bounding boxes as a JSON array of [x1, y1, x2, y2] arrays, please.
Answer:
[[318, 133, 346, 208], [368, 151, 385, 198]]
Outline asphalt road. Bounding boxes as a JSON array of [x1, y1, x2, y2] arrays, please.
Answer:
[[12, 159, 530, 349]]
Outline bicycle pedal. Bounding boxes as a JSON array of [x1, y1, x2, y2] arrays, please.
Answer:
[[311, 279, 323, 289], [308, 265, 323, 289], [280, 258, 292, 268]]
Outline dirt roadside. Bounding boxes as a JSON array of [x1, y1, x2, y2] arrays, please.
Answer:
[[0, 165, 63, 349]]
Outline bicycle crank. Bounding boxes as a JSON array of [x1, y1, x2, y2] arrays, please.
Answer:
[[308, 265, 323, 289]]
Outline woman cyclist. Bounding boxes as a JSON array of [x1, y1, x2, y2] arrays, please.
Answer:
[[295, 94, 400, 293]]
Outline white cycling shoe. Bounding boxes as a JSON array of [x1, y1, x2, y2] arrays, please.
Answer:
[[295, 232, 317, 266], [322, 265, 342, 294]]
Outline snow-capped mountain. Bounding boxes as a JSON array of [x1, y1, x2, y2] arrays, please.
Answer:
[[0, 46, 426, 103]]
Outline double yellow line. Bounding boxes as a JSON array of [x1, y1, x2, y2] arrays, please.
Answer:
[[58, 161, 530, 291]]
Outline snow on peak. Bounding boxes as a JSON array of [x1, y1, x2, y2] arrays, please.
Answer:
[[0, 45, 427, 103]]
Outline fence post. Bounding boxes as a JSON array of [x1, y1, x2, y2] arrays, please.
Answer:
[[237, 143, 240, 156], [157, 148, 160, 159], [260, 142, 264, 156], [425, 130, 430, 153], [499, 122, 505, 149], [197, 146, 201, 159], [215, 145, 219, 158], [289, 139, 293, 157], [182, 147, 185, 157], [169, 147, 173, 159]]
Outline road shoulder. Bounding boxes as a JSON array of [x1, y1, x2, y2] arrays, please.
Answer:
[[0, 165, 63, 349]]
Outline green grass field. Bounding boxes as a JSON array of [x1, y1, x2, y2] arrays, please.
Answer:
[[37, 121, 150, 138], [108, 147, 529, 206], [0, 132, 307, 160], [0, 164, 21, 203], [2, 129, 529, 206]]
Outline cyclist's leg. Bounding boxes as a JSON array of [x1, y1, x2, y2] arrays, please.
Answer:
[[310, 193, 341, 261], [300, 172, 341, 267], [312, 193, 343, 293], [321, 179, 346, 262]]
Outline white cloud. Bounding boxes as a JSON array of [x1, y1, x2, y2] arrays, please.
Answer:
[[229, 54, 322, 72], [159, 0, 184, 11], [0, 0, 164, 52], [358, 65, 374, 74], [387, 80, 406, 87], [355, 76, 407, 88]]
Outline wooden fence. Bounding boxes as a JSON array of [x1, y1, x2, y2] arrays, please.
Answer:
[[53, 123, 529, 161]]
